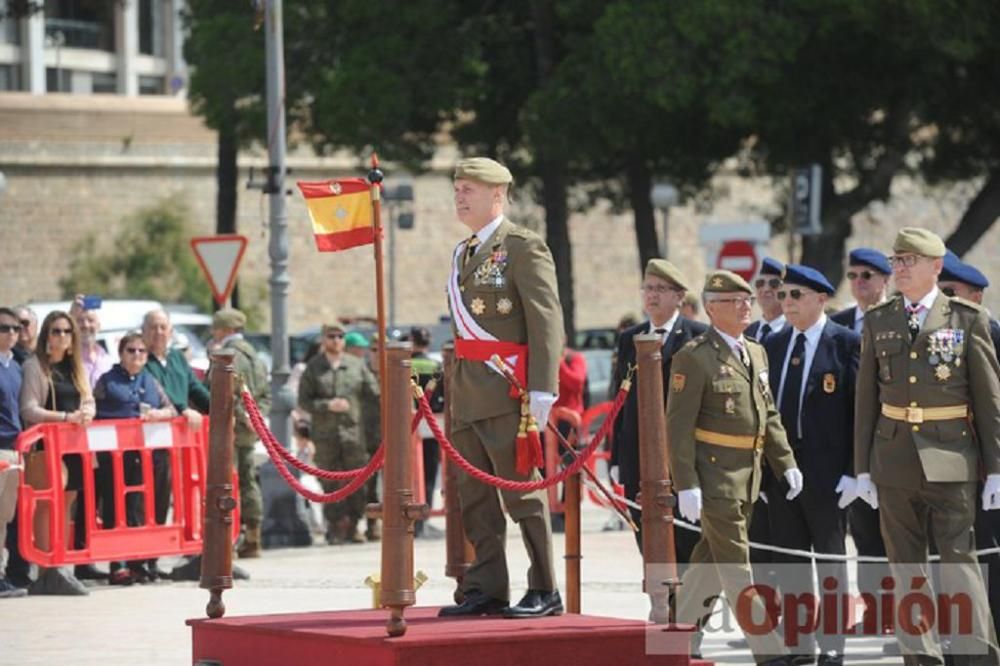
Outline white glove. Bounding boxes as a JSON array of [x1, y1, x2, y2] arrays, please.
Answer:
[[784, 468, 804, 500], [983, 474, 1000, 511], [678, 488, 702, 523], [835, 475, 858, 509], [529, 391, 557, 428], [609, 465, 620, 485], [758, 491, 768, 504], [856, 473, 879, 510]]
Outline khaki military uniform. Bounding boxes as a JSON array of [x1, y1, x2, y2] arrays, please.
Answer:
[[667, 328, 795, 659], [225, 336, 270, 527], [449, 217, 563, 601], [298, 352, 380, 537], [855, 293, 1000, 663]]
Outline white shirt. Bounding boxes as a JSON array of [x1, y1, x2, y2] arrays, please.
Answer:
[[714, 327, 747, 360], [0, 349, 12, 369], [777, 314, 827, 439], [649, 311, 680, 346], [756, 314, 786, 340], [467, 215, 504, 256], [852, 306, 865, 333], [903, 287, 939, 330]]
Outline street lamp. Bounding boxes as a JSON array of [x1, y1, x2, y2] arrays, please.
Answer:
[[383, 183, 415, 329], [650, 181, 678, 260]]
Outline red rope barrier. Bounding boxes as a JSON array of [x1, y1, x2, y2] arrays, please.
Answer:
[[417, 384, 628, 493], [242, 389, 385, 503]]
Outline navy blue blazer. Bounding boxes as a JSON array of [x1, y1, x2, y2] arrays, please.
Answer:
[[764, 319, 860, 493], [610, 317, 707, 490], [830, 306, 859, 331]]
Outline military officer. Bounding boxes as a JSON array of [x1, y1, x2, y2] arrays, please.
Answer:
[[668, 270, 801, 665], [610, 258, 706, 560], [438, 157, 564, 619], [297, 319, 380, 544], [764, 265, 860, 665], [855, 228, 1000, 664], [211, 308, 270, 558]]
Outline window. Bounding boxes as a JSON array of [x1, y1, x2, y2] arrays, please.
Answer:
[[0, 64, 20, 91], [45, 0, 114, 51], [46, 66, 71, 92], [138, 0, 163, 56], [0, 0, 23, 45], [91, 70, 116, 93], [138, 74, 164, 95]]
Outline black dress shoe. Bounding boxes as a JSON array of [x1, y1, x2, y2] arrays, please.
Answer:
[[502, 589, 563, 618], [816, 652, 844, 666], [74, 564, 109, 581], [438, 591, 508, 617]]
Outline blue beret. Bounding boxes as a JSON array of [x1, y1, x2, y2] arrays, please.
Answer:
[[941, 250, 989, 289], [848, 248, 891, 275], [759, 257, 784, 277], [781, 264, 835, 295]]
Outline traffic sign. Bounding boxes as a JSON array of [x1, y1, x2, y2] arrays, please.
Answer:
[[791, 164, 823, 235], [716, 240, 758, 281], [190, 235, 249, 306]]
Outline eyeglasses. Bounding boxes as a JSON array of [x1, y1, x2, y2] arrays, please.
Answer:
[[777, 289, 814, 301], [124, 347, 148, 355], [0, 324, 21, 334], [754, 278, 782, 290], [888, 254, 925, 268], [712, 296, 756, 306], [941, 286, 956, 297], [641, 284, 681, 295], [326, 333, 345, 340], [846, 270, 876, 281], [49, 327, 73, 336]]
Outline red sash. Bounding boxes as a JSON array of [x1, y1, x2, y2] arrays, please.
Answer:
[[454, 339, 528, 399]]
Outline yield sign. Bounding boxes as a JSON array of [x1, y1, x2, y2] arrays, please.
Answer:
[[190, 235, 249, 306]]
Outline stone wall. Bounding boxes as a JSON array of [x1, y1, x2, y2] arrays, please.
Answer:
[[3, 92, 999, 333]]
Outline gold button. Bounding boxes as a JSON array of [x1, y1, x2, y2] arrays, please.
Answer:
[[910, 352, 918, 359], [909, 376, 917, 384], [963, 431, 968, 436], [910, 401, 918, 407], [709, 455, 716, 463], [460, 286, 466, 292], [912, 425, 920, 432]]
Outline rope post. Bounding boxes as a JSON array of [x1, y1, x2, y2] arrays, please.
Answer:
[[201, 349, 237, 619], [441, 343, 473, 603], [635, 334, 679, 624], [380, 341, 428, 637], [565, 467, 582, 614]]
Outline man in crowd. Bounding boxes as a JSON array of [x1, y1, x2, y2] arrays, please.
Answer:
[[297, 320, 380, 544], [831, 248, 892, 334], [0, 307, 26, 598], [211, 308, 270, 558], [12, 306, 36, 366], [855, 228, 1000, 663], [610, 258, 705, 559], [668, 270, 801, 665], [764, 265, 860, 665], [438, 157, 563, 619], [410, 326, 444, 539]]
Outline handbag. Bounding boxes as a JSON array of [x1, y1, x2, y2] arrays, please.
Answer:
[[24, 374, 69, 490]]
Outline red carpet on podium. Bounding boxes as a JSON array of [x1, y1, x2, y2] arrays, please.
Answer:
[[189, 606, 712, 665]]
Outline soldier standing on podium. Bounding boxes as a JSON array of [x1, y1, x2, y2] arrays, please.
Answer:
[[437, 158, 564, 619]]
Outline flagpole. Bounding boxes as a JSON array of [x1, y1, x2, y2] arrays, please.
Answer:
[[368, 153, 389, 401]]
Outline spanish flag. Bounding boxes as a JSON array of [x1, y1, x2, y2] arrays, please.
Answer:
[[296, 178, 374, 252]]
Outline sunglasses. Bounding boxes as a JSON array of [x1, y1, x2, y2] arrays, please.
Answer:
[[124, 347, 148, 355], [326, 333, 345, 340], [49, 327, 73, 336], [941, 286, 956, 298], [777, 289, 814, 301], [19, 319, 31, 327], [0, 324, 21, 333], [754, 278, 782, 290], [846, 270, 876, 281]]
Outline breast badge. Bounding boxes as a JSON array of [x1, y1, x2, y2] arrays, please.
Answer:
[[496, 297, 513, 315], [470, 297, 486, 316], [928, 329, 962, 382], [724, 396, 736, 414], [473, 245, 509, 287], [672, 373, 686, 392], [823, 373, 836, 394]]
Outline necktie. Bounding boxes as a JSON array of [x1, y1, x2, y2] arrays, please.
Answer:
[[654, 327, 667, 344], [780, 332, 806, 440], [906, 304, 923, 342], [759, 323, 772, 343], [734, 340, 750, 368], [462, 235, 480, 268]]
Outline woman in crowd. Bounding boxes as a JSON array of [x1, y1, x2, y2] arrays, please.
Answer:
[[94, 331, 176, 585], [20, 311, 95, 595]]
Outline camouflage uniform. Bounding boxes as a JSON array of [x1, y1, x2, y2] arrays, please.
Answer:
[[298, 352, 380, 541], [225, 336, 270, 529]]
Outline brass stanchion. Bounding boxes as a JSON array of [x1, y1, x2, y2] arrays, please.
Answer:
[[441, 343, 473, 603], [375, 342, 429, 636], [201, 350, 238, 619], [635, 334, 679, 624], [565, 469, 582, 614]]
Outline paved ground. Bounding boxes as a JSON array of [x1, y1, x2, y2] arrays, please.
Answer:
[[6, 504, 901, 665]]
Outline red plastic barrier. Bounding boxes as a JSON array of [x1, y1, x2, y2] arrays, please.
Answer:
[[578, 402, 624, 506], [544, 407, 582, 514], [16, 417, 239, 567]]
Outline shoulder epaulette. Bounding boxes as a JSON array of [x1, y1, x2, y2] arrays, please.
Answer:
[[866, 296, 900, 314], [950, 296, 985, 312], [684, 334, 710, 350]]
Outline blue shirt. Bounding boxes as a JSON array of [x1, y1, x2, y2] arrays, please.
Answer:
[[0, 351, 21, 446], [94, 364, 166, 420]]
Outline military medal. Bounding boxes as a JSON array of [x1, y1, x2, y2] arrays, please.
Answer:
[[473, 245, 509, 287], [719, 366, 732, 378], [724, 396, 736, 414], [470, 297, 486, 315], [496, 297, 513, 315], [935, 364, 952, 381]]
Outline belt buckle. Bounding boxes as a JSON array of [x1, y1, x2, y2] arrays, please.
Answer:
[[905, 406, 924, 424]]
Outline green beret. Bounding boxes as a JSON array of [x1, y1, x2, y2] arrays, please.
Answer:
[[704, 270, 752, 295], [343, 331, 368, 348], [645, 259, 689, 291], [454, 157, 513, 185], [212, 307, 246, 330], [893, 227, 945, 258]]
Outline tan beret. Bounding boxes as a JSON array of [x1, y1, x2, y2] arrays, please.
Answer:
[[212, 307, 246, 330], [893, 227, 945, 258], [645, 259, 689, 291], [454, 157, 513, 185], [322, 319, 345, 333], [704, 270, 753, 294]]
